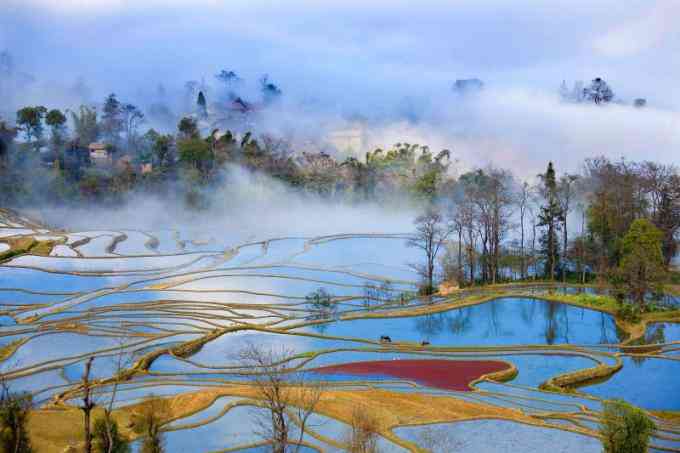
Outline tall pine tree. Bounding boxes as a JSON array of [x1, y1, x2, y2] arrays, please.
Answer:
[[538, 162, 564, 280], [197, 91, 207, 119]]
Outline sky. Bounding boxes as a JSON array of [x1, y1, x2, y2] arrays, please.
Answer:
[[1, 0, 679, 177]]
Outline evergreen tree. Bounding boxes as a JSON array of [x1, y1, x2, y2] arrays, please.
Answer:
[[101, 94, 123, 145], [538, 162, 564, 280], [196, 91, 207, 119]]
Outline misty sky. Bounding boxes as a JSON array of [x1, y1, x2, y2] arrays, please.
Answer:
[[2, 0, 679, 176]]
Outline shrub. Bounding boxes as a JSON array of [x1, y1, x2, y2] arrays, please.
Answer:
[[600, 399, 655, 453], [616, 304, 641, 323], [93, 417, 130, 453], [0, 387, 33, 453]]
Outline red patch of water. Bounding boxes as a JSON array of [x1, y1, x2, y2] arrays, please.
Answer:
[[313, 359, 509, 391]]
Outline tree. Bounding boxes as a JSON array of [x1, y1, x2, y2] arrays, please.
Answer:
[[600, 400, 654, 453], [92, 417, 130, 453], [101, 94, 123, 145], [177, 117, 199, 141], [407, 208, 454, 295], [144, 130, 174, 169], [260, 75, 282, 104], [238, 344, 323, 453], [70, 105, 99, 145], [0, 383, 33, 453], [16, 106, 47, 150], [0, 120, 18, 167], [46, 108, 68, 155], [538, 162, 564, 280], [131, 396, 169, 453], [121, 103, 144, 152], [345, 407, 380, 453], [215, 69, 240, 99], [583, 77, 614, 104], [557, 174, 579, 282], [616, 219, 666, 307], [80, 356, 96, 453], [178, 138, 211, 173], [517, 181, 532, 279], [196, 91, 207, 119]]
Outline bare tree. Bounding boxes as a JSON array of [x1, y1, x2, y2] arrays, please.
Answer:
[[407, 208, 454, 294], [517, 181, 532, 280], [101, 330, 136, 453], [345, 406, 380, 453], [238, 343, 323, 453], [558, 174, 580, 282], [80, 356, 96, 453]]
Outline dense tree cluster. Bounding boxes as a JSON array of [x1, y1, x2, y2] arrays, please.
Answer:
[[0, 93, 678, 304]]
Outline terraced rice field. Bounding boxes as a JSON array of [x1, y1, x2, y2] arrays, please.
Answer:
[[1, 208, 679, 452]]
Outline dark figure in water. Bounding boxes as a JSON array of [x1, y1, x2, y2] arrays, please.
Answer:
[[380, 335, 392, 343], [421, 341, 430, 346]]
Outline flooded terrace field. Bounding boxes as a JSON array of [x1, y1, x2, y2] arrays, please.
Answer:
[[1, 209, 679, 452]]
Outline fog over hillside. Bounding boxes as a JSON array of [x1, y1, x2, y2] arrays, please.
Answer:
[[1, 0, 679, 177]]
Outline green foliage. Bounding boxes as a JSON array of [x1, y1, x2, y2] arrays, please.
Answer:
[[70, 105, 99, 144], [93, 417, 130, 453], [102, 93, 123, 144], [45, 109, 66, 128], [616, 303, 642, 323], [177, 117, 199, 140], [600, 400, 654, 453], [178, 138, 211, 171], [614, 219, 666, 306], [0, 387, 33, 453], [538, 162, 563, 280], [16, 106, 47, 147]]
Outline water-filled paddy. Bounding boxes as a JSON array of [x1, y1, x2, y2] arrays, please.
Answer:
[[2, 212, 679, 452], [582, 356, 680, 410], [393, 419, 601, 453], [315, 297, 622, 346]]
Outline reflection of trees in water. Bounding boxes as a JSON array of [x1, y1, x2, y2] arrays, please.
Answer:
[[645, 324, 666, 345], [543, 301, 568, 345], [485, 301, 504, 338], [598, 314, 626, 344], [414, 313, 449, 339], [519, 299, 537, 325], [311, 322, 328, 334], [448, 308, 472, 335]]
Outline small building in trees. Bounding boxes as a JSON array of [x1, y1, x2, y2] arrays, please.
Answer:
[[88, 143, 112, 166], [140, 162, 153, 174]]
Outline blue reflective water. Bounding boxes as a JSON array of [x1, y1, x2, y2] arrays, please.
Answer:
[[393, 419, 601, 453], [583, 356, 680, 410], [316, 297, 622, 346]]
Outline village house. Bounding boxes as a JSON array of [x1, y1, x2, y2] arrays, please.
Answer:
[[88, 143, 112, 166]]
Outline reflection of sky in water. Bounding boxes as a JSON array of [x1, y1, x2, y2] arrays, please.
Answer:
[[644, 322, 680, 343], [583, 356, 680, 410], [3, 220, 680, 448], [317, 298, 622, 346], [394, 419, 601, 453]]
